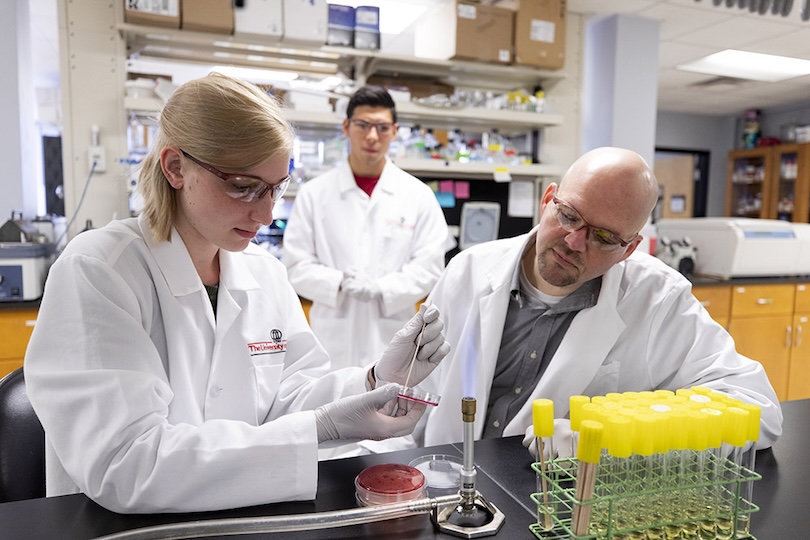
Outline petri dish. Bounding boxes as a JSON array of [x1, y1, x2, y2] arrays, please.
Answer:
[[355, 463, 426, 506], [397, 386, 441, 406], [408, 454, 463, 496]]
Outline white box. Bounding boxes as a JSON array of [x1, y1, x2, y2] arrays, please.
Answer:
[[282, 0, 328, 46], [656, 217, 799, 279], [792, 223, 810, 275], [234, 0, 283, 41]]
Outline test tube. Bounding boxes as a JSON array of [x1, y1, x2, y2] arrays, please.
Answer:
[[572, 420, 604, 536], [532, 398, 555, 530], [569, 395, 590, 459], [606, 414, 633, 534], [736, 403, 760, 538], [699, 407, 725, 539], [720, 407, 749, 540]]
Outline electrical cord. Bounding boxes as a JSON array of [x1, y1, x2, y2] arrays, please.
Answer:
[[53, 160, 97, 255]]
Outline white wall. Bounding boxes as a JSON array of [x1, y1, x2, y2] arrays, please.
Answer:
[[655, 111, 737, 217], [0, 0, 39, 223]]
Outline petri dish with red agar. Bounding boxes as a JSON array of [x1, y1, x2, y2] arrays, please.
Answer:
[[355, 463, 426, 506], [397, 386, 441, 407]]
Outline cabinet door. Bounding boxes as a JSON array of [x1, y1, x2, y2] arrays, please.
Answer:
[[773, 144, 801, 221], [726, 147, 774, 219], [0, 308, 38, 379], [789, 314, 810, 401], [692, 285, 731, 329], [731, 284, 795, 317], [729, 315, 792, 401]]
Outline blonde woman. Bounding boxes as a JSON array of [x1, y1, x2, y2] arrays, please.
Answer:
[[25, 74, 449, 513]]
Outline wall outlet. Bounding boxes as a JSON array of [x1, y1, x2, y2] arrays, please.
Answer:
[[88, 146, 106, 173]]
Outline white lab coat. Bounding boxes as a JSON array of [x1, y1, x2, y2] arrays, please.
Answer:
[[415, 228, 783, 449], [24, 215, 369, 513], [283, 159, 448, 369]]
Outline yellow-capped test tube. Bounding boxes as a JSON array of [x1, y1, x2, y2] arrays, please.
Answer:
[[573, 420, 604, 536], [570, 395, 590, 458], [532, 398, 554, 530]]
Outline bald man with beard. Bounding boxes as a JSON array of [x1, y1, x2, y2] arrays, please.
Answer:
[[385, 147, 782, 457]]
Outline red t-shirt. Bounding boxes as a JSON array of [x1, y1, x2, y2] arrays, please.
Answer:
[[354, 174, 380, 196]]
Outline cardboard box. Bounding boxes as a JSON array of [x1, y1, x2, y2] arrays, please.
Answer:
[[354, 6, 380, 50], [124, 0, 180, 29], [414, 1, 514, 64], [283, 0, 328, 46], [327, 4, 355, 47], [234, 0, 283, 40], [181, 0, 233, 34], [514, 0, 566, 69]]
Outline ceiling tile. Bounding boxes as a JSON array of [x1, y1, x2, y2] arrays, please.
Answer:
[[672, 16, 796, 48]]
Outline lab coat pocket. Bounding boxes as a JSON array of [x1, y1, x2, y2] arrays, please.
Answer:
[[252, 362, 284, 424], [581, 361, 620, 396]]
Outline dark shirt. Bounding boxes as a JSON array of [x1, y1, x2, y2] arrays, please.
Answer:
[[482, 266, 601, 438]]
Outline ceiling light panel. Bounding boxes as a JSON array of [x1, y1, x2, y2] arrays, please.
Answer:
[[677, 48, 810, 81]]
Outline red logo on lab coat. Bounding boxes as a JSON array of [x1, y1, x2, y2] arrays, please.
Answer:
[[248, 329, 287, 355]]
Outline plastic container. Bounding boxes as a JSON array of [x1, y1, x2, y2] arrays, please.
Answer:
[[408, 454, 462, 496], [397, 386, 441, 407], [355, 463, 426, 506], [125, 78, 157, 99]]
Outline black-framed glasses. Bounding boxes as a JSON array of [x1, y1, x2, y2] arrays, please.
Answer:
[[550, 187, 638, 251], [180, 150, 290, 203], [348, 118, 395, 135]]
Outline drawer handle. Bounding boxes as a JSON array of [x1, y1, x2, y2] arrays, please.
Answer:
[[25, 320, 36, 327], [797, 325, 803, 348], [756, 298, 774, 305], [700, 301, 711, 307], [786, 326, 792, 349]]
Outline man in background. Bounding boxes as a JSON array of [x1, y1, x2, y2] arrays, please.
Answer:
[[284, 85, 448, 371]]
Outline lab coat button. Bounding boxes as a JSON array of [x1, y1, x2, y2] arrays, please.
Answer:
[[530, 351, 537, 359], [209, 386, 221, 398], [515, 387, 522, 394], [493, 420, 500, 428]]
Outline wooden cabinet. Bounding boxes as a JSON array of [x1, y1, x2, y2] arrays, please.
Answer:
[[0, 308, 37, 378], [728, 284, 794, 401], [693, 282, 810, 401], [788, 284, 810, 400], [726, 147, 774, 219], [692, 285, 731, 329], [726, 143, 810, 221]]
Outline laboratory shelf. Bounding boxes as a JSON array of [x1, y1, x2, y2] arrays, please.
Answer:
[[118, 22, 566, 93], [125, 98, 562, 134], [391, 158, 563, 180]]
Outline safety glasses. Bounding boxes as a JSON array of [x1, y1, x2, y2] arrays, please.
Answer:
[[550, 187, 638, 251], [180, 150, 290, 203]]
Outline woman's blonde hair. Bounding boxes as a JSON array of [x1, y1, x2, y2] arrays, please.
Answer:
[[139, 73, 293, 241]]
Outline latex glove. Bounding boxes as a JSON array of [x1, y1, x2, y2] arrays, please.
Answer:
[[522, 418, 575, 460], [314, 384, 426, 443], [342, 274, 382, 302], [375, 303, 450, 387]]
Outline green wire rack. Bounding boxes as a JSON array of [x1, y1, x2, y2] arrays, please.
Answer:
[[529, 453, 760, 540]]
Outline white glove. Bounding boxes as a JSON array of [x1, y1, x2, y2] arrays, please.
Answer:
[[342, 273, 382, 302], [375, 303, 450, 387], [522, 418, 575, 459], [314, 384, 426, 443]]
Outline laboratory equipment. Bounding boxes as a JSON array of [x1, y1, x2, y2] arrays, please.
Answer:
[[409, 454, 463, 496], [530, 390, 761, 540], [0, 243, 52, 301], [656, 217, 798, 278], [354, 463, 426, 506], [93, 400, 509, 540], [432, 397, 506, 538], [397, 386, 441, 406]]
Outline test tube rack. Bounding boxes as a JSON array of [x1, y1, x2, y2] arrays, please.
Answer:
[[529, 454, 760, 540]]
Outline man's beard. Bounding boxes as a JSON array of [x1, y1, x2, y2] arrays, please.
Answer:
[[536, 244, 582, 288]]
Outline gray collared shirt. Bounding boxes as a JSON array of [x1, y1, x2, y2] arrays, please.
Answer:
[[482, 243, 601, 438]]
